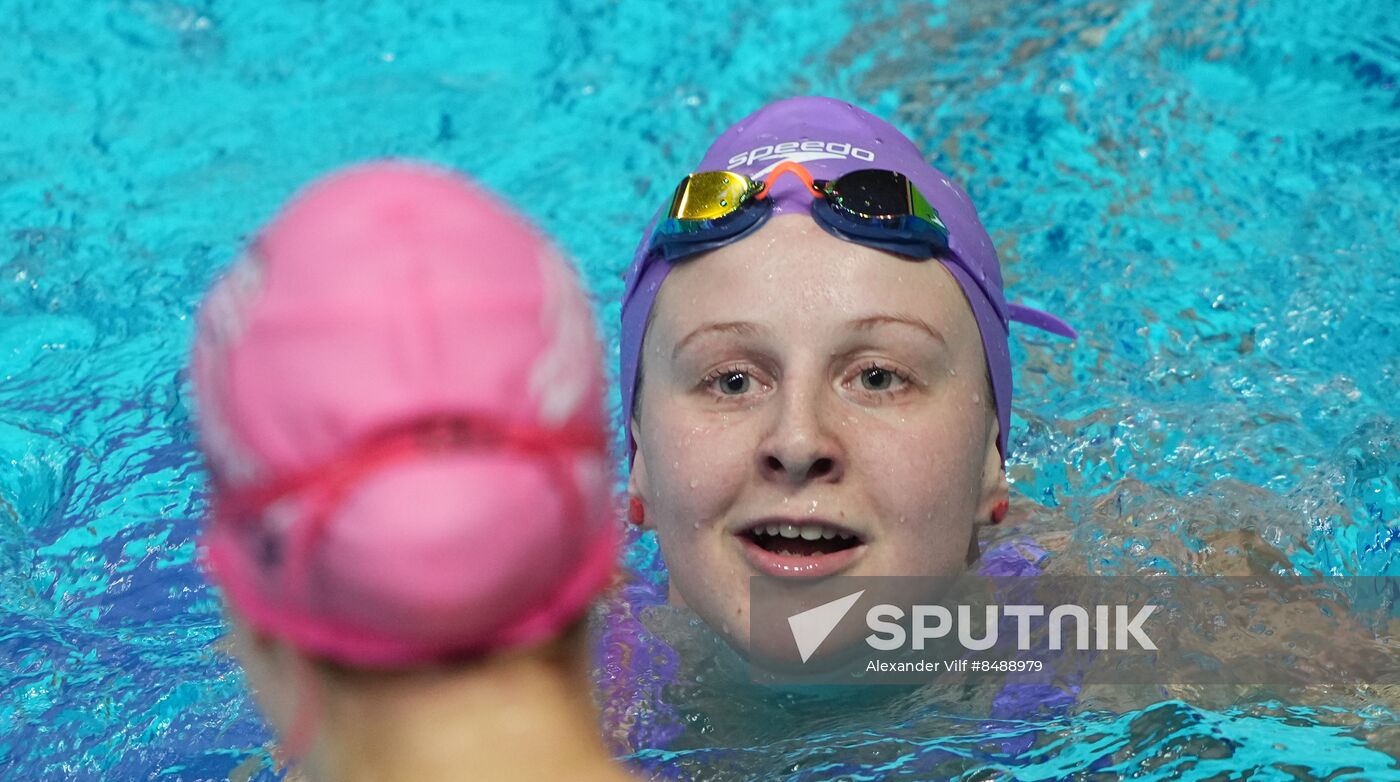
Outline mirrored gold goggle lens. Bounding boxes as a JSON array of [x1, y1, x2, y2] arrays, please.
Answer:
[[668, 171, 757, 220]]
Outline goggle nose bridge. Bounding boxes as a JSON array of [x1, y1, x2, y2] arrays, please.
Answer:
[[754, 161, 824, 200]]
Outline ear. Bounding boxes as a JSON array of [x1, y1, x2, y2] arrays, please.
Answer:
[[964, 532, 981, 567], [976, 419, 1010, 525], [966, 417, 1005, 567], [627, 417, 655, 531]]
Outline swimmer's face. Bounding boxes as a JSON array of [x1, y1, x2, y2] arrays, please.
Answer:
[[629, 215, 1008, 657]]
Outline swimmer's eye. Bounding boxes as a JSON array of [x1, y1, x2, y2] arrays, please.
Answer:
[[860, 367, 897, 391], [700, 365, 762, 397], [712, 371, 750, 395], [847, 361, 914, 398]]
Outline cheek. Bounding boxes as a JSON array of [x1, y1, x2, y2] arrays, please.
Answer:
[[873, 456, 978, 576], [858, 408, 988, 524], [640, 410, 752, 518]]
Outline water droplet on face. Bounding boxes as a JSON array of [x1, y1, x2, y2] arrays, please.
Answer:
[[692, 521, 701, 530], [948, 368, 958, 377], [689, 478, 700, 489], [807, 500, 819, 515], [972, 393, 981, 404]]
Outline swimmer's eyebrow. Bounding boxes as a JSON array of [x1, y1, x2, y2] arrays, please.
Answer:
[[673, 321, 764, 359], [849, 314, 948, 347]]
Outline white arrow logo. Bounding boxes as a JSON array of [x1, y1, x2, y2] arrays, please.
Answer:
[[787, 590, 865, 663]]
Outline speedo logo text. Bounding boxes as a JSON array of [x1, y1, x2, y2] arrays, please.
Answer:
[[727, 140, 876, 170]]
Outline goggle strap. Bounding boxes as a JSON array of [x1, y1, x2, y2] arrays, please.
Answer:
[[213, 414, 608, 597]]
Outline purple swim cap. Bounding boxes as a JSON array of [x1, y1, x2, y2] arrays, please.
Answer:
[[620, 96, 1074, 463]]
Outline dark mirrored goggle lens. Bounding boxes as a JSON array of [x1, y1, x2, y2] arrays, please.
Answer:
[[825, 169, 917, 220], [826, 169, 948, 237]]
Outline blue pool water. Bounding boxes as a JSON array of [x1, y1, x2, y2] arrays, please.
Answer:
[[1, 0, 1396, 779]]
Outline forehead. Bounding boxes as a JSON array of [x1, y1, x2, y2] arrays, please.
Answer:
[[650, 215, 982, 350]]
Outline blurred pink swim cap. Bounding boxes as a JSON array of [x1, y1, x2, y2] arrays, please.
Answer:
[[191, 161, 616, 667]]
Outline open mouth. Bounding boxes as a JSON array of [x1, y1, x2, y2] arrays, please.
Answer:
[[741, 521, 865, 557]]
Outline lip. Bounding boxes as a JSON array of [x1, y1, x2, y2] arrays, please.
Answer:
[[734, 517, 868, 579]]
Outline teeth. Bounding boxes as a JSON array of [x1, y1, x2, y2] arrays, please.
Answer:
[[750, 523, 860, 542]]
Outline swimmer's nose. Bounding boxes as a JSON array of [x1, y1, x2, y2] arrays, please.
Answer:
[[757, 390, 845, 486]]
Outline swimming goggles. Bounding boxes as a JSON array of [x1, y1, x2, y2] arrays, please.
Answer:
[[648, 162, 951, 263], [642, 161, 1077, 339], [212, 414, 606, 584]]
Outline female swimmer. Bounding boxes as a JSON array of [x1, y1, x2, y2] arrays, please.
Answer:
[[618, 97, 1075, 660], [191, 163, 635, 782]]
